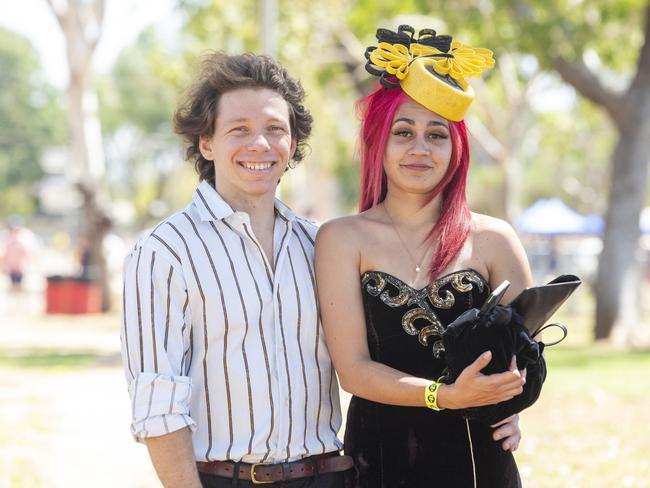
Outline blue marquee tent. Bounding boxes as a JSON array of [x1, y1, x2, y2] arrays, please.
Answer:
[[515, 199, 603, 236]]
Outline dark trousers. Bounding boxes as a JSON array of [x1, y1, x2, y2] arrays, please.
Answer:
[[199, 471, 345, 488]]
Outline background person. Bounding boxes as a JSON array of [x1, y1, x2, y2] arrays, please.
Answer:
[[1, 216, 37, 291]]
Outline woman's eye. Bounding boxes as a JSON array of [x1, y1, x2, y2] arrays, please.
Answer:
[[428, 132, 447, 140], [269, 126, 286, 133], [231, 126, 248, 134], [393, 129, 412, 137]]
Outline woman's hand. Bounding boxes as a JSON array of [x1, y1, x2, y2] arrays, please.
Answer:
[[440, 352, 526, 409], [491, 414, 521, 451]]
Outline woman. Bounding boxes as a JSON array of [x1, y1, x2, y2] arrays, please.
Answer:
[[315, 26, 532, 487]]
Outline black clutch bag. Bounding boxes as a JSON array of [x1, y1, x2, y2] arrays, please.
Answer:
[[510, 274, 582, 337], [441, 275, 581, 425]]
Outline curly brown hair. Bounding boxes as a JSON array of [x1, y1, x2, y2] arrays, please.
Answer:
[[173, 52, 313, 184]]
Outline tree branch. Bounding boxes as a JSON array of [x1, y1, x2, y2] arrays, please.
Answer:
[[89, 0, 106, 50], [471, 78, 507, 144], [552, 56, 626, 127], [331, 27, 368, 96], [498, 53, 521, 109], [45, 0, 66, 30], [467, 114, 508, 162], [630, 3, 650, 95], [94, 0, 106, 26]]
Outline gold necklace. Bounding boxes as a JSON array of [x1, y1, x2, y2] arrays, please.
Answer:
[[383, 205, 428, 275]]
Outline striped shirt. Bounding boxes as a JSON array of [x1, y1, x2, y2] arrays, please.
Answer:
[[121, 180, 343, 463]]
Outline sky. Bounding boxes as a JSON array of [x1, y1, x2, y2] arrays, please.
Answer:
[[0, 0, 179, 88]]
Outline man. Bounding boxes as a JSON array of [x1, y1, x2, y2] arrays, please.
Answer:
[[121, 53, 350, 487], [121, 52, 521, 488]]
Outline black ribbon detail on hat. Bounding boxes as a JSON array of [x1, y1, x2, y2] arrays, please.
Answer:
[[364, 25, 453, 88]]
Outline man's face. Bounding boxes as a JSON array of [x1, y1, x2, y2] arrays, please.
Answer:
[[199, 87, 296, 203]]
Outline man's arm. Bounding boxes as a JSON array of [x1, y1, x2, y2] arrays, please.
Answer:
[[491, 414, 522, 451], [122, 241, 198, 483], [145, 427, 202, 488]]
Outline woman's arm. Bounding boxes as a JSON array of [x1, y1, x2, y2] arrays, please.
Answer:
[[476, 216, 534, 303], [315, 219, 525, 410]]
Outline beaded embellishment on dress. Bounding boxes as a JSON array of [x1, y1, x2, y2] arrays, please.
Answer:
[[361, 269, 486, 357]]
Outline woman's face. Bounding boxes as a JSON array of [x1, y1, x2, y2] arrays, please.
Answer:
[[383, 100, 453, 196]]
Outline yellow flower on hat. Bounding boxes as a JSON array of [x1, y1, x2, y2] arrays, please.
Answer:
[[430, 41, 495, 89], [409, 43, 443, 58], [369, 42, 412, 80], [369, 40, 494, 89]]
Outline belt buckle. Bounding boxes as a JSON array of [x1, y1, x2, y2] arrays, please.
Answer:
[[250, 462, 273, 484]]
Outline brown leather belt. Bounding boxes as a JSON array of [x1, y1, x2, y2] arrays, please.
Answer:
[[196, 452, 353, 484]]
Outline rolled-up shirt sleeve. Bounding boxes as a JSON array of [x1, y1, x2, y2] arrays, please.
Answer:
[[121, 239, 196, 442]]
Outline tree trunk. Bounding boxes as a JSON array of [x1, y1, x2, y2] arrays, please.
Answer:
[[594, 6, 650, 339], [78, 183, 111, 311], [552, 3, 650, 340], [69, 72, 111, 311], [595, 114, 650, 339], [47, 0, 111, 311]]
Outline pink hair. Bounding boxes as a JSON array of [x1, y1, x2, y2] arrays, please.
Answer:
[[357, 84, 472, 280]]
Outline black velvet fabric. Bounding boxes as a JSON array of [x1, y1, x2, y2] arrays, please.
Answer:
[[345, 270, 522, 488], [442, 305, 547, 425]]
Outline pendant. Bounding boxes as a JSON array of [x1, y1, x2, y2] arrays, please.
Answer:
[[415, 265, 421, 273]]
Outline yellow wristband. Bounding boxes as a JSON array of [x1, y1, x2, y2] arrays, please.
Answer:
[[424, 381, 444, 411]]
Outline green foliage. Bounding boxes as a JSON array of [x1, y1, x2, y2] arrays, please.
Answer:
[[495, 0, 647, 70], [332, 140, 360, 210], [162, 0, 644, 221], [98, 28, 187, 223], [181, 0, 258, 53], [99, 28, 178, 135], [169, 0, 364, 215], [522, 99, 613, 213], [0, 28, 64, 217]]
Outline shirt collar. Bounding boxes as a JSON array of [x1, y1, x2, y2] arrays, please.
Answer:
[[273, 197, 297, 222], [193, 180, 236, 221], [192, 179, 297, 223]]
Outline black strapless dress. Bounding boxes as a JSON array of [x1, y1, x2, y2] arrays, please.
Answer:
[[345, 269, 522, 488]]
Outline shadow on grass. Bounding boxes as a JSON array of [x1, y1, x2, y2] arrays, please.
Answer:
[[0, 349, 122, 369]]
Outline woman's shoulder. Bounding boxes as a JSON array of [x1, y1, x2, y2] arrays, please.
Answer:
[[470, 212, 518, 239], [316, 210, 382, 250], [469, 212, 523, 255], [468, 213, 532, 295], [318, 209, 382, 237]]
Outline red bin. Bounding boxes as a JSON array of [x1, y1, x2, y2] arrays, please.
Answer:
[[46, 276, 102, 314]]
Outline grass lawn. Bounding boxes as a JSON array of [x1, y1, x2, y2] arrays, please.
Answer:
[[0, 310, 158, 488], [0, 290, 648, 487], [514, 292, 650, 487]]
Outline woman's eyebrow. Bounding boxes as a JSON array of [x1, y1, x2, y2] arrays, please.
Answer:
[[427, 120, 448, 128], [392, 117, 414, 125], [391, 117, 448, 128]]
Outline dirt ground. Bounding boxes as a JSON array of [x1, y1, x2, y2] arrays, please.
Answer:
[[0, 289, 160, 488], [0, 286, 352, 488], [2, 284, 649, 488]]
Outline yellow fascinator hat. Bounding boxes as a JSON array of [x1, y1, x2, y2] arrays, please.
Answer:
[[365, 25, 495, 122]]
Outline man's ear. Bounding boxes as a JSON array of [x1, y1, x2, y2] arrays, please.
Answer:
[[289, 138, 297, 160], [199, 135, 214, 161]]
